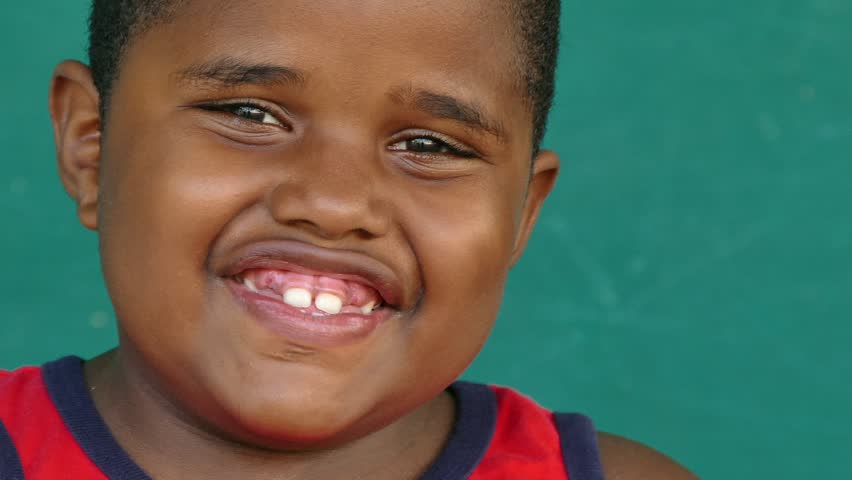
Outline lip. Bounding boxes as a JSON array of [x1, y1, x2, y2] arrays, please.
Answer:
[[225, 278, 393, 348], [215, 240, 405, 308], [214, 240, 406, 348]]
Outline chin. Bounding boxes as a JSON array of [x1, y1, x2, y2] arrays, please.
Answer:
[[198, 367, 381, 450], [219, 395, 375, 450]]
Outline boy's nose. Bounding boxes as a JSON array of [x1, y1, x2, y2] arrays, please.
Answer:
[[265, 145, 391, 241]]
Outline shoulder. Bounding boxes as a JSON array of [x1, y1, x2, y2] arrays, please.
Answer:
[[597, 432, 698, 480]]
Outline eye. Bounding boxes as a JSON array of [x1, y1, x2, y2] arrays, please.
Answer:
[[388, 134, 477, 158], [229, 105, 282, 126], [198, 101, 286, 128]]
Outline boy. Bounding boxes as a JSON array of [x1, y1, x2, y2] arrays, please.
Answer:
[[0, 1, 695, 478]]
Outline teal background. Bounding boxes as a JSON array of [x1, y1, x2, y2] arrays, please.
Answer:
[[1, 1, 850, 478]]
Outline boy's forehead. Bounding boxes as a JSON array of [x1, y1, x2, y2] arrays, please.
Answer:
[[188, 0, 511, 30], [169, 0, 519, 71], [162, 0, 517, 54]]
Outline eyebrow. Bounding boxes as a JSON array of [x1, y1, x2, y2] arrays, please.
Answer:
[[174, 57, 307, 88], [174, 58, 506, 141], [389, 86, 508, 142]]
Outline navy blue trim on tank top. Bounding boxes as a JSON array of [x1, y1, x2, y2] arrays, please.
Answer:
[[553, 412, 605, 480], [418, 381, 497, 479], [42, 356, 153, 480], [40, 356, 498, 480], [0, 419, 25, 480]]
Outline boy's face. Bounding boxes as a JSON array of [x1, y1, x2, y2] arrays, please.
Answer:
[[52, 0, 558, 447]]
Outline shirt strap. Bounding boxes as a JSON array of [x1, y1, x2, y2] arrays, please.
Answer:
[[418, 382, 497, 479], [553, 412, 605, 480], [42, 357, 152, 480], [0, 419, 24, 480]]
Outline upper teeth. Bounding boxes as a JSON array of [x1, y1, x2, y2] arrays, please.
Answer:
[[252, 283, 379, 315], [315, 293, 344, 314], [282, 288, 312, 309]]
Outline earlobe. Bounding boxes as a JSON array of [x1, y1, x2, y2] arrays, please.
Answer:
[[48, 60, 102, 230], [509, 149, 560, 266]]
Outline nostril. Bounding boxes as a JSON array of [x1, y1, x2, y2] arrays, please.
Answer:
[[353, 227, 377, 240]]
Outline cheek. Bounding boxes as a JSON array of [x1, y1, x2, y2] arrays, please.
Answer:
[[97, 125, 269, 361], [399, 178, 522, 373]]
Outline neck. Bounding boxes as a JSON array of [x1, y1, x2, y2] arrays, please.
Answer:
[[84, 349, 455, 480]]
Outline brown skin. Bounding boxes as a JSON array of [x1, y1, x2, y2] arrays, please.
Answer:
[[49, 1, 695, 478], [599, 433, 700, 480]]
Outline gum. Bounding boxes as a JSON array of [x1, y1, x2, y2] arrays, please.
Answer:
[[241, 269, 380, 306]]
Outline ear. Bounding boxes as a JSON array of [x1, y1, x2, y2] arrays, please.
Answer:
[[49, 60, 102, 231], [509, 149, 560, 266]]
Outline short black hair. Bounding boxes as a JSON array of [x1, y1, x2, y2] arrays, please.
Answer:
[[88, 0, 560, 153]]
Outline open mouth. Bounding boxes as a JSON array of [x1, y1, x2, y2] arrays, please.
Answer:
[[214, 240, 406, 346], [231, 268, 385, 317]]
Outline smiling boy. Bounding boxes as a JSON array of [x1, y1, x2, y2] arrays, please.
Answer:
[[0, 1, 695, 479]]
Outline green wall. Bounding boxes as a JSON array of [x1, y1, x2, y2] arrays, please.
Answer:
[[1, 1, 850, 478]]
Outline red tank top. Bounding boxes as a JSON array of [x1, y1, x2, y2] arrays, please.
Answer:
[[0, 357, 603, 479]]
